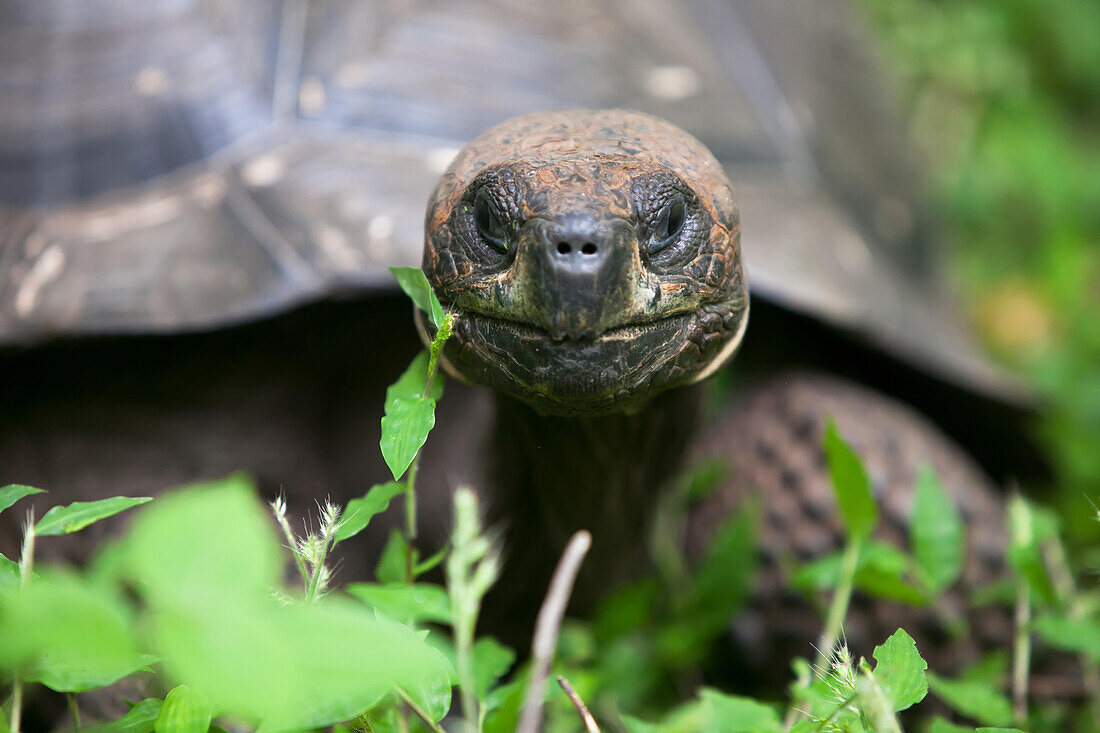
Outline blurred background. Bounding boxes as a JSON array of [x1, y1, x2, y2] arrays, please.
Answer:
[[858, 0, 1100, 550]]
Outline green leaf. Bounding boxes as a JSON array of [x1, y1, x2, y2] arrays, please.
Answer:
[[1006, 495, 1057, 603], [927, 672, 1014, 727], [871, 628, 928, 711], [376, 529, 411, 584], [87, 699, 164, 733], [346, 582, 452, 623], [414, 543, 449, 577], [929, 718, 974, 733], [689, 508, 756, 631], [402, 670, 453, 724], [1034, 614, 1100, 658], [0, 484, 44, 515], [824, 420, 878, 540], [36, 496, 151, 536], [0, 571, 154, 692], [699, 688, 782, 732], [0, 554, 20, 590], [911, 466, 964, 592], [380, 396, 436, 480], [335, 482, 406, 543], [386, 351, 444, 411], [154, 686, 211, 733], [473, 637, 515, 698], [86, 698, 164, 733], [390, 266, 445, 328], [793, 541, 928, 605]]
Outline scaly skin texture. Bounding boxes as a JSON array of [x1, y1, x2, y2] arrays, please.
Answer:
[[423, 109, 1012, 679], [422, 110, 748, 415]]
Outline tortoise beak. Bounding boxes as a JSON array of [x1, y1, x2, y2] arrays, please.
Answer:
[[510, 215, 638, 340]]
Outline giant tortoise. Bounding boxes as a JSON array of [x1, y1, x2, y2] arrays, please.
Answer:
[[0, 0, 1042, 699]]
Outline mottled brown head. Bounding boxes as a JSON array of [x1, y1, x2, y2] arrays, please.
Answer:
[[422, 109, 748, 415]]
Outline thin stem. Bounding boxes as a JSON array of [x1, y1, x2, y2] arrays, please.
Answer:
[[517, 531, 593, 733], [557, 675, 599, 732], [404, 458, 420, 582], [11, 510, 35, 733], [786, 537, 862, 729], [396, 687, 447, 733], [305, 527, 336, 604], [68, 692, 81, 731], [1012, 576, 1031, 726], [270, 497, 310, 590]]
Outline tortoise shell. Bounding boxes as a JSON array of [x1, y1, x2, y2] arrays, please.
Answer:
[[0, 0, 1027, 404]]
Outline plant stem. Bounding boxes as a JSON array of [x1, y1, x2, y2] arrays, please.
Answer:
[[305, 525, 336, 604], [1041, 536, 1100, 724], [68, 693, 81, 731], [1012, 575, 1031, 726], [786, 537, 861, 729], [11, 512, 36, 733], [405, 458, 420, 583], [396, 687, 447, 733]]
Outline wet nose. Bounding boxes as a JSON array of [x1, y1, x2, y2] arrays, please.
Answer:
[[542, 215, 611, 275]]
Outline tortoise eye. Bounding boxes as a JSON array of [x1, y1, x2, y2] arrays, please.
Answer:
[[647, 193, 686, 254], [474, 189, 509, 251]]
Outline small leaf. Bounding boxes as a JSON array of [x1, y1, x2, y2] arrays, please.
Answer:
[[386, 351, 444, 412], [1034, 615, 1100, 658], [0, 484, 44, 516], [155, 685, 211, 733], [376, 529, 411, 584], [390, 266, 445, 328], [793, 541, 928, 605], [36, 496, 151, 536], [402, 670, 453, 724], [927, 672, 1013, 727], [335, 482, 406, 543], [380, 396, 436, 480], [699, 688, 782, 732], [87, 698, 164, 733], [690, 508, 756, 630], [0, 555, 19, 590], [824, 420, 877, 540], [346, 583, 452, 624], [473, 637, 515, 698], [911, 466, 964, 592], [871, 628, 928, 711], [1006, 495, 1057, 603], [928, 719, 974, 733], [414, 543, 449, 577]]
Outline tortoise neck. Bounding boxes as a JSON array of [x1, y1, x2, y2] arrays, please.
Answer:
[[483, 386, 704, 626]]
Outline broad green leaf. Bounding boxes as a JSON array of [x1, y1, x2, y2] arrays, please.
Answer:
[[390, 266, 445, 328], [871, 628, 928, 711], [699, 688, 782, 732], [473, 637, 515, 697], [335, 482, 406, 543], [122, 475, 280, 607], [385, 351, 444, 412], [87, 698, 164, 733], [911, 466, 964, 591], [401, 669, 453, 724], [1034, 614, 1100, 658], [380, 396, 436, 480], [927, 672, 1013, 727], [346, 582, 452, 623], [793, 541, 927, 605], [0, 484, 44, 515], [824, 420, 877, 540], [690, 508, 756, 631], [36, 496, 151, 536], [376, 528, 411, 584], [155, 686, 211, 733], [0, 555, 19, 590], [0, 572, 153, 692]]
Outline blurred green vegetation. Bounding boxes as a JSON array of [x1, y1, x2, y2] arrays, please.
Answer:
[[857, 0, 1100, 541]]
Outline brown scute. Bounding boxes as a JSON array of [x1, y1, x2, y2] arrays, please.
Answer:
[[686, 371, 1010, 682]]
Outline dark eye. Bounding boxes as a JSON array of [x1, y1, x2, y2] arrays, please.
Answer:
[[648, 193, 686, 254], [474, 189, 509, 251]]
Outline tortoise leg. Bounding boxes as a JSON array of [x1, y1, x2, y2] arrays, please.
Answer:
[[687, 371, 1011, 685]]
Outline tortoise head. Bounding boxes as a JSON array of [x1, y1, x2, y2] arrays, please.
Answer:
[[421, 109, 748, 416]]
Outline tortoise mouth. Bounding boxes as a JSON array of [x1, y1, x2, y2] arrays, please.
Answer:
[[438, 299, 746, 416]]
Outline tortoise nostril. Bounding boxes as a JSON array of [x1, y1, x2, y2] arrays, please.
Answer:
[[581, 242, 598, 255], [557, 241, 572, 255]]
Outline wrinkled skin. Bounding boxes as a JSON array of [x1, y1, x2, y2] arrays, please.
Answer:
[[422, 109, 748, 415]]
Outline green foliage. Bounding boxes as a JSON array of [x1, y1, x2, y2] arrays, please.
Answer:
[[390, 266, 446, 330], [155, 686, 211, 733], [926, 672, 1014, 727], [910, 467, 965, 592], [336, 481, 406, 543], [35, 496, 151, 536], [871, 629, 928, 712], [824, 420, 878, 541], [0, 484, 44, 515]]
